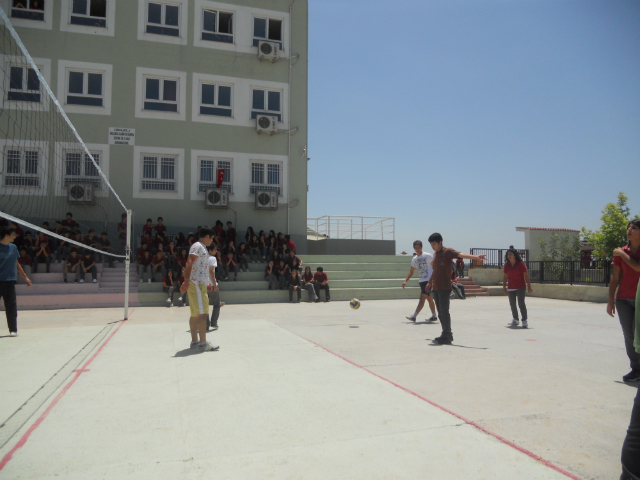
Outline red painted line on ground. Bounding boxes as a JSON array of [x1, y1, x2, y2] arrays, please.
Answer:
[[526, 339, 538, 342], [270, 320, 584, 480], [0, 310, 135, 472]]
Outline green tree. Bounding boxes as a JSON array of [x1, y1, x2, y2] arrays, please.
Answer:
[[581, 192, 634, 260], [539, 233, 581, 261]]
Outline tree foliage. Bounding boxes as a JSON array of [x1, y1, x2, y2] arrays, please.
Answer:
[[581, 192, 637, 260], [539, 233, 581, 261]]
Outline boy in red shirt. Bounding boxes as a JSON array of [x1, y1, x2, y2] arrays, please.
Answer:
[[18, 248, 33, 276], [154, 217, 167, 236], [33, 234, 51, 273], [313, 267, 330, 302], [222, 251, 238, 281], [150, 250, 166, 282], [136, 250, 153, 283], [426, 232, 486, 345]]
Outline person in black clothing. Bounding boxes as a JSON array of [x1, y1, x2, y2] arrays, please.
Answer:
[[289, 268, 301, 303]]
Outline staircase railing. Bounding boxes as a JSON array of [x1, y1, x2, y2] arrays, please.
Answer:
[[307, 216, 395, 241]]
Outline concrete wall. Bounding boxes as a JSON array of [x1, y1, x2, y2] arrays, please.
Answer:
[[307, 239, 396, 256], [468, 269, 503, 286]]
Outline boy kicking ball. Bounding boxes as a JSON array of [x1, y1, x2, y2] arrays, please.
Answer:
[[426, 233, 486, 345], [402, 240, 438, 323]]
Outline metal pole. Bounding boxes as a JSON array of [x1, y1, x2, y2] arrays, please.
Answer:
[[328, 216, 331, 239], [124, 209, 132, 320], [361, 217, 364, 240]]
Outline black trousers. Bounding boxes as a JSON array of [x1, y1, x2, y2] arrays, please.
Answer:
[[314, 283, 330, 301], [0, 281, 18, 333], [622, 387, 640, 480], [289, 285, 301, 301], [508, 289, 528, 320], [617, 299, 640, 372], [432, 289, 452, 337]]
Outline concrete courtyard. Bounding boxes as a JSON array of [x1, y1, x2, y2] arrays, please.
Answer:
[[0, 297, 636, 479]]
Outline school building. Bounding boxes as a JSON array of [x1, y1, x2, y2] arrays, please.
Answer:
[[1, 0, 309, 250]]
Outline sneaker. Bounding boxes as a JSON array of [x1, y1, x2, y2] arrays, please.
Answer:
[[178, 296, 182, 301], [79, 279, 84, 283], [521, 320, 528, 328], [169, 303, 173, 307], [211, 325, 218, 331], [433, 335, 453, 345], [9, 332, 17, 337], [166, 298, 172, 303], [92, 279, 97, 283], [622, 370, 640, 382], [74, 279, 78, 283], [429, 314, 438, 322], [62, 279, 67, 284], [406, 315, 416, 322], [190, 341, 199, 349], [510, 319, 519, 327], [198, 341, 219, 351]]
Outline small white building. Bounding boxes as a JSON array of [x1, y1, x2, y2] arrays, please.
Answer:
[[515, 227, 580, 261]]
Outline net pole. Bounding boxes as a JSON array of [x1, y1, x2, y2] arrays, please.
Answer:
[[124, 209, 132, 320]]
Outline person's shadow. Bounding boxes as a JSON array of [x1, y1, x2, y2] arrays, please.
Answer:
[[173, 348, 203, 357]]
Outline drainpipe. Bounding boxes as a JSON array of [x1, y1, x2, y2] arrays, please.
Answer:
[[287, 0, 295, 234]]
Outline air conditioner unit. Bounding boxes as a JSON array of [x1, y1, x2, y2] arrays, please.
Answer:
[[205, 188, 229, 209], [256, 115, 278, 135], [255, 190, 278, 211], [67, 183, 94, 204], [258, 40, 279, 62]]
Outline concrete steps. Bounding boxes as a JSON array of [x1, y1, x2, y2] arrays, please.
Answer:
[[1, 254, 487, 310]]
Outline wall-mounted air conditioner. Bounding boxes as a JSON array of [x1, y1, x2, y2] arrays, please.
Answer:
[[258, 40, 279, 62], [205, 188, 229, 209], [256, 115, 278, 135], [255, 190, 278, 211], [67, 183, 94, 204]]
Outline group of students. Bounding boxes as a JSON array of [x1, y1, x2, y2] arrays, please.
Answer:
[[0, 213, 120, 286], [265, 263, 331, 303]]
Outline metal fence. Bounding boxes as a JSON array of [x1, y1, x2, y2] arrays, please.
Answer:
[[307, 216, 395, 241], [527, 260, 610, 286], [469, 248, 529, 269]]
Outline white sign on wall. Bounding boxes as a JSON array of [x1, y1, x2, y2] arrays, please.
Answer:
[[108, 128, 135, 146]]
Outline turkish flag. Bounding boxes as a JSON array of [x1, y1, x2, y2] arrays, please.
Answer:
[[216, 169, 225, 187]]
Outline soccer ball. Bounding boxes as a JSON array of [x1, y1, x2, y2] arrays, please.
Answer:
[[350, 298, 360, 309]]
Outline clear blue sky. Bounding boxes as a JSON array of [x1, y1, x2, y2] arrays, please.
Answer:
[[306, 0, 640, 254]]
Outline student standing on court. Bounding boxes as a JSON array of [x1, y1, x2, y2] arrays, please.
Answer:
[[0, 225, 32, 336], [179, 227, 218, 351], [206, 244, 221, 331], [608, 219, 640, 383], [620, 275, 640, 480], [403, 240, 438, 323], [502, 248, 533, 328], [426, 233, 486, 345]]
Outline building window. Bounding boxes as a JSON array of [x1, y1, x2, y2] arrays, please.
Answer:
[[251, 88, 281, 121], [199, 82, 232, 117], [250, 161, 281, 196], [3, 148, 40, 187], [198, 158, 231, 193], [70, 0, 106, 27], [141, 155, 176, 191], [11, 0, 45, 21], [8, 65, 41, 102], [64, 151, 101, 189], [146, 1, 180, 37], [201, 9, 233, 44], [144, 76, 178, 112], [66, 69, 103, 107], [253, 16, 282, 49]]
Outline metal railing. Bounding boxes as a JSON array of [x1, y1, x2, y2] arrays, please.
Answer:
[[307, 216, 395, 241], [527, 260, 610, 286], [469, 248, 529, 269]]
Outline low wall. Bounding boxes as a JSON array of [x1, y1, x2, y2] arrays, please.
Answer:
[[307, 239, 396, 255], [468, 269, 503, 285], [483, 284, 608, 303]]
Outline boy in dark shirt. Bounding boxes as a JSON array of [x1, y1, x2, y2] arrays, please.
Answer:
[[98, 232, 113, 267], [154, 217, 167, 236], [18, 248, 33, 275], [222, 251, 238, 281], [140, 231, 154, 252], [63, 250, 82, 283], [302, 266, 317, 302], [136, 250, 153, 283], [313, 267, 330, 302], [60, 212, 78, 234], [226, 221, 236, 246], [142, 218, 154, 237], [151, 250, 166, 282], [426, 233, 486, 345], [22, 231, 35, 259], [265, 260, 277, 290], [289, 268, 301, 303], [80, 252, 97, 283], [33, 237, 51, 273]]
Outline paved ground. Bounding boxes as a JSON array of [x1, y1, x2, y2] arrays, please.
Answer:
[[0, 297, 636, 479]]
